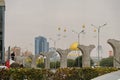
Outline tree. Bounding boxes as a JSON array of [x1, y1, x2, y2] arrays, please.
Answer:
[[50, 62, 55, 68], [10, 62, 20, 68], [74, 56, 82, 67], [50, 61, 60, 68], [37, 62, 44, 68], [56, 61, 60, 68], [74, 56, 94, 67], [36, 58, 44, 68], [67, 59, 75, 67], [25, 57, 32, 68], [100, 56, 113, 67]]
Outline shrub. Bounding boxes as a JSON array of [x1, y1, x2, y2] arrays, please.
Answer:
[[82, 68, 99, 80], [0, 68, 11, 80], [0, 67, 118, 80], [10, 62, 20, 68], [53, 68, 97, 80]]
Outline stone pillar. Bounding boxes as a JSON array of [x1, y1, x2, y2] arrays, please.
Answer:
[[31, 55, 36, 68], [45, 54, 49, 69], [78, 45, 95, 67], [56, 48, 71, 68], [108, 39, 120, 68], [40, 51, 54, 69]]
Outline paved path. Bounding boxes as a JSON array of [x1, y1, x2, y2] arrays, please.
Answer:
[[91, 70, 120, 80]]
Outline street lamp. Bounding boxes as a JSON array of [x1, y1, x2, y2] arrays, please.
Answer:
[[91, 23, 107, 66], [49, 38, 60, 69], [72, 30, 85, 44], [49, 38, 61, 50], [72, 26, 85, 67]]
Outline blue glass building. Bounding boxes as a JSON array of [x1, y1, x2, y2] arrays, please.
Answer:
[[35, 36, 49, 54], [0, 0, 5, 64]]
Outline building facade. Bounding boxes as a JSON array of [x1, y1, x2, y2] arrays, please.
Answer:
[[0, 0, 5, 64], [35, 36, 49, 55]]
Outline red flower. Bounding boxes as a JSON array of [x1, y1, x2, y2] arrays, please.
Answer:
[[5, 60, 10, 68]]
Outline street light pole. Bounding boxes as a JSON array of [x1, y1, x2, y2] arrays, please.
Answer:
[[78, 30, 85, 44], [49, 38, 60, 69], [49, 38, 60, 50], [91, 23, 107, 66], [72, 30, 84, 45], [72, 29, 85, 67]]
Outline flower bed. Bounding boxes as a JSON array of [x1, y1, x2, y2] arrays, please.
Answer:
[[0, 67, 118, 80]]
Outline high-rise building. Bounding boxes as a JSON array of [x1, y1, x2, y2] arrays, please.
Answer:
[[0, 0, 5, 64], [35, 36, 49, 54]]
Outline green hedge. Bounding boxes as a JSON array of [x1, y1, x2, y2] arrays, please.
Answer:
[[53, 67, 118, 80], [0, 67, 118, 80]]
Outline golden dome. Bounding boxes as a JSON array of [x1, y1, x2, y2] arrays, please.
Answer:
[[70, 42, 79, 50]]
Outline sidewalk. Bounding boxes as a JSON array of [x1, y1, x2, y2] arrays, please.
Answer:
[[91, 70, 120, 80]]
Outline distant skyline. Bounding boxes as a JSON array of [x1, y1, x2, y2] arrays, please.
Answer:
[[5, 0, 120, 57]]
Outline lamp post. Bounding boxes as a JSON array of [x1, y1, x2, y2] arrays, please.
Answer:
[[72, 30, 85, 43], [91, 23, 107, 66], [49, 38, 60, 69], [72, 26, 85, 67], [49, 38, 61, 50]]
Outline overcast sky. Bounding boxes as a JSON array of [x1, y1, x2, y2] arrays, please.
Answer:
[[5, 0, 120, 57]]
